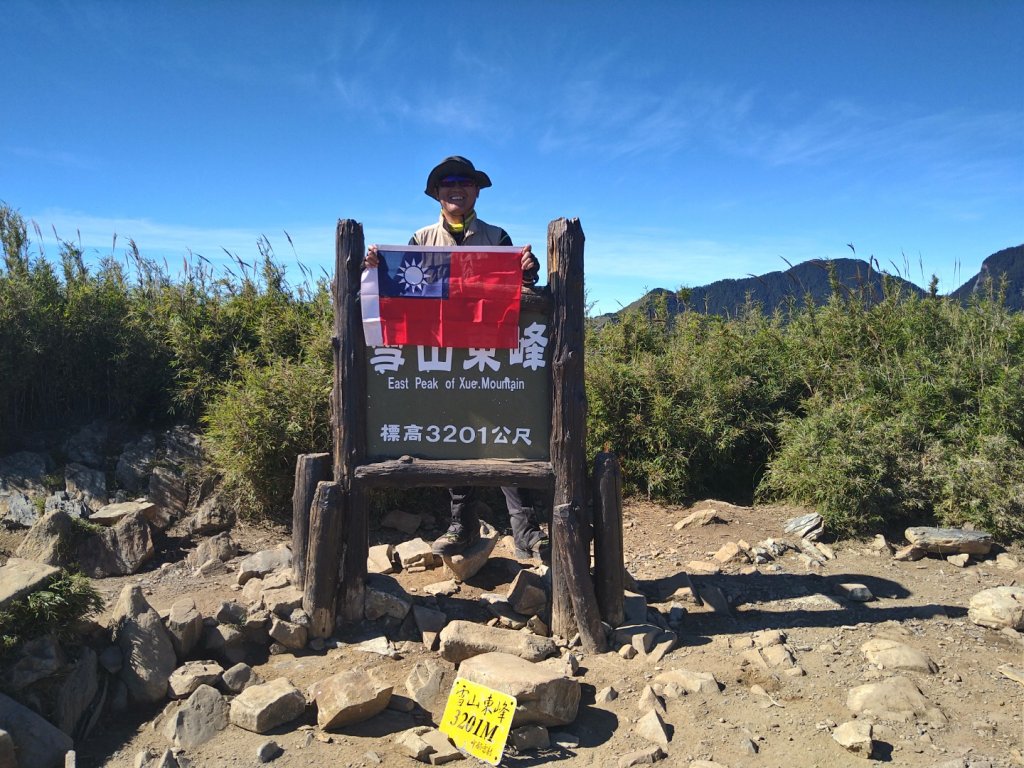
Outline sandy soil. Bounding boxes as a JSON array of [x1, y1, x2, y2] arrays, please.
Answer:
[[51, 500, 1024, 767]]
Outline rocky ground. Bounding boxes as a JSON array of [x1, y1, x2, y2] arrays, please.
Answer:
[[33, 498, 1022, 768]]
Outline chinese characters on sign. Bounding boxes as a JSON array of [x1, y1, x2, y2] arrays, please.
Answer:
[[365, 312, 552, 461], [439, 677, 517, 765]]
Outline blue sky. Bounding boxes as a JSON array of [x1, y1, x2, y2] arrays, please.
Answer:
[[2, 1, 1022, 314]]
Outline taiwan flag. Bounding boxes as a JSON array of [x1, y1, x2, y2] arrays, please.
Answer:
[[361, 245, 522, 348]]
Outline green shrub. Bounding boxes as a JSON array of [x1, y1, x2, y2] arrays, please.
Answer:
[[0, 572, 104, 658]]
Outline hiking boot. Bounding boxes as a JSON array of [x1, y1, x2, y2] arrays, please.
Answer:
[[431, 521, 480, 556], [514, 535, 550, 562]]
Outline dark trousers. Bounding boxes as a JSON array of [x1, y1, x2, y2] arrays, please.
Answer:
[[449, 486, 547, 549]]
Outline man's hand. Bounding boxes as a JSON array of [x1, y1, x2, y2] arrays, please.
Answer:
[[521, 245, 538, 274], [364, 245, 379, 269]]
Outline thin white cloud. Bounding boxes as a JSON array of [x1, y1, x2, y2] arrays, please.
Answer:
[[6, 146, 97, 170]]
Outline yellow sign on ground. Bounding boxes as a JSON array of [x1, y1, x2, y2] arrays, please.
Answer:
[[439, 677, 517, 765]]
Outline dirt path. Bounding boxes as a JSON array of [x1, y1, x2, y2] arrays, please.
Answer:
[[74, 500, 1024, 768]]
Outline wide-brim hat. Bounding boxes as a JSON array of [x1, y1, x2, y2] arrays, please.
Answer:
[[424, 156, 492, 199]]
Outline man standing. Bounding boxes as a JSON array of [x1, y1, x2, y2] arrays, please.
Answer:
[[365, 156, 549, 559]]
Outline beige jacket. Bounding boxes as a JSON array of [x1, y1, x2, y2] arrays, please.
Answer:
[[410, 214, 511, 247]]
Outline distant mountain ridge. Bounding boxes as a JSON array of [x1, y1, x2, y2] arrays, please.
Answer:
[[608, 245, 1023, 321]]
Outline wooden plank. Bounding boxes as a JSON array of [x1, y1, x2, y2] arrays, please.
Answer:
[[303, 481, 342, 638], [291, 452, 331, 590], [547, 217, 606, 652], [354, 459, 554, 488], [592, 451, 625, 627], [334, 219, 368, 624]]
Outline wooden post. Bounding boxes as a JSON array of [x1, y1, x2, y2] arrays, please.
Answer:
[[303, 481, 341, 638], [547, 218, 606, 652], [592, 451, 625, 627], [334, 219, 369, 624], [291, 452, 331, 590]]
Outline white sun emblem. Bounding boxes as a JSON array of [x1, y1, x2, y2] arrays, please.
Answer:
[[398, 254, 431, 294]]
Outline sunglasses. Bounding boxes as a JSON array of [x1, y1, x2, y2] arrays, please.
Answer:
[[439, 176, 477, 188]]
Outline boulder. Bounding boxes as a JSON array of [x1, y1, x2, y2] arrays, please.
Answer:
[[395, 538, 438, 571], [0, 557, 59, 611], [4, 635, 63, 692], [364, 580, 413, 621], [89, 499, 155, 526], [64, 423, 107, 467], [506, 569, 548, 617], [832, 720, 874, 757], [905, 526, 993, 555], [412, 605, 447, 650], [166, 598, 204, 659], [309, 670, 392, 730], [237, 545, 292, 585], [0, 450, 49, 491], [381, 509, 422, 534], [617, 746, 666, 767], [187, 532, 238, 570], [860, 638, 937, 673], [268, 617, 307, 651], [0, 692, 74, 768], [149, 466, 189, 524], [221, 662, 260, 694], [968, 586, 1024, 630], [457, 652, 580, 727], [114, 433, 156, 493], [438, 620, 558, 663], [406, 660, 457, 717], [835, 583, 873, 602], [229, 678, 306, 734], [0, 490, 38, 529], [14, 510, 75, 566], [169, 661, 225, 699], [164, 684, 228, 748], [44, 491, 89, 520], [783, 512, 824, 540], [111, 585, 177, 703], [65, 462, 107, 512], [52, 646, 99, 735], [367, 543, 397, 575], [442, 521, 500, 581], [77, 510, 155, 577], [188, 493, 234, 535], [636, 709, 670, 749], [846, 676, 946, 724], [652, 668, 721, 695], [674, 508, 728, 529], [259, 586, 303, 618]]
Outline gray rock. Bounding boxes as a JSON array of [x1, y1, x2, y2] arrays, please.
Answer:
[[783, 512, 824, 540], [89, 500, 154, 526], [256, 740, 282, 763], [221, 663, 260, 694], [438, 620, 558, 663], [457, 652, 580, 727], [418, 728, 464, 764], [0, 490, 38, 528], [968, 586, 1024, 630], [395, 538, 438, 571], [617, 746, 666, 767], [268, 617, 307, 650], [259, 586, 303, 618], [309, 670, 392, 730], [100, 644, 123, 674], [163, 684, 228, 749], [412, 605, 447, 650], [229, 678, 306, 734], [149, 467, 188, 527], [114, 433, 156, 493], [166, 598, 203, 659], [77, 510, 155, 577], [201, 623, 247, 665], [237, 545, 292, 585], [835, 582, 873, 602], [168, 661, 225, 699], [214, 601, 246, 624], [623, 591, 648, 624], [0, 692, 74, 768], [0, 557, 59, 611], [905, 526, 993, 555], [364, 581, 413, 621], [510, 724, 550, 750], [894, 544, 926, 561], [0, 450, 50, 491], [652, 668, 721, 695], [52, 646, 99, 735], [111, 585, 177, 703], [846, 676, 947, 724], [613, 624, 661, 655], [596, 686, 618, 703], [44, 492, 89, 520], [860, 638, 937, 673], [188, 533, 238, 571], [187, 494, 233, 536], [4, 635, 63, 692], [441, 521, 499, 581], [405, 660, 456, 717], [833, 720, 874, 757], [64, 423, 108, 468], [478, 593, 529, 629], [636, 709, 670, 749], [367, 543, 397, 575], [506, 569, 548, 617], [15, 510, 75, 566], [65, 462, 107, 512]]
